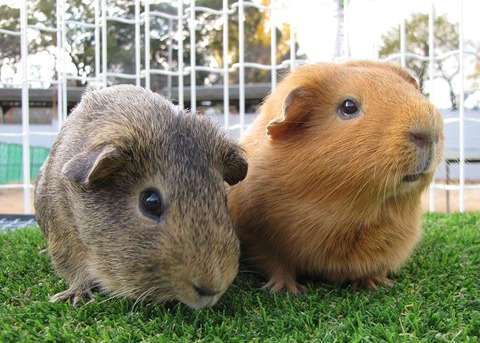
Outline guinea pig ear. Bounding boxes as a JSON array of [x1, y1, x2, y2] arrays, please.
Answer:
[[62, 145, 122, 185], [266, 87, 309, 139], [379, 62, 419, 90], [346, 60, 420, 90], [222, 147, 248, 186], [398, 69, 419, 90]]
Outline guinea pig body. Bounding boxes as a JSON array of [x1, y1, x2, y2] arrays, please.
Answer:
[[228, 60, 444, 293], [35, 85, 247, 309]]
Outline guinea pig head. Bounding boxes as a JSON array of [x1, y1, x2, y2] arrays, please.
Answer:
[[62, 92, 246, 309], [263, 61, 444, 211]]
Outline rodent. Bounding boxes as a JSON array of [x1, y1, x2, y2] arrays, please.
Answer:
[[34, 84, 248, 309], [228, 60, 444, 293]]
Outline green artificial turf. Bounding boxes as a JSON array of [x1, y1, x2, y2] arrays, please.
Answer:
[[1, 213, 479, 342]]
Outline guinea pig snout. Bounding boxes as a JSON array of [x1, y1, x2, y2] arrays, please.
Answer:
[[404, 130, 439, 181], [191, 274, 228, 299], [409, 132, 432, 149], [183, 265, 236, 309], [189, 283, 224, 309]]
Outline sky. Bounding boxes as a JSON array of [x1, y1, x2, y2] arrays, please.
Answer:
[[284, 0, 479, 61], [276, 0, 480, 108]]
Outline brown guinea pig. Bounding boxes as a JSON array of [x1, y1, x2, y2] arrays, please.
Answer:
[[34, 85, 247, 309], [228, 60, 444, 293]]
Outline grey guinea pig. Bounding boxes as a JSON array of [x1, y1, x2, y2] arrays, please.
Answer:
[[34, 84, 248, 309]]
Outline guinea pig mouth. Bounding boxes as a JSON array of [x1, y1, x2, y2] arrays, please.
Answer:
[[402, 173, 422, 182]]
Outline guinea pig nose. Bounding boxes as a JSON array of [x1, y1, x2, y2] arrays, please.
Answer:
[[409, 132, 429, 149], [193, 284, 218, 297]]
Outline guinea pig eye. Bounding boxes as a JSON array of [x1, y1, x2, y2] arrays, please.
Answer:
[[338, 99, 360, 120], [140, 189, 163, 218]]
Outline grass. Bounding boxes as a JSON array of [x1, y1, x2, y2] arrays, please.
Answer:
[[1, 213, 479, 342]]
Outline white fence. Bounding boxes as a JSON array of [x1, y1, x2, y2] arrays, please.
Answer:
[[0, 0, 479, 214]]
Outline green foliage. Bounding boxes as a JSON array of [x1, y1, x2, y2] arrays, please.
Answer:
[[196, 0, 300, 84], [0, 6, 21, 64], [0, 0, 301, 89], [0, 1, 57, 72], [1, 213, 479, 342]]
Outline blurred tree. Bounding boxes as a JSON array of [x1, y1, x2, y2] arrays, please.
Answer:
[[198, 0, 302, 84], [467, 42, 480, 93], [0, 0, 101, 86], [0, 0, 203, 90], [0, 6, 21, 66], [0, 0, 301, 89], [0, 1, 57, 80], [379, 13, 460, 109]]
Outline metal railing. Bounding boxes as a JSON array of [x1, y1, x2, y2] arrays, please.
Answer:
[[0, 0, 478, 214]]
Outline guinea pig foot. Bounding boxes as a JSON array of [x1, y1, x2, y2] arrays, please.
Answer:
[[50, 287, 95, 306], [263, 277, 307, 295], [351, 275, 393, 291]]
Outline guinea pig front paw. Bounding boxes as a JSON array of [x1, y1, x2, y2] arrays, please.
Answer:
[[350, 274, 393, 291], [50, 286, 96, 306], [263, 274, 307, 295]]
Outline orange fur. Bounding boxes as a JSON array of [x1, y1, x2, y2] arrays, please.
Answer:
[[228, 60, 445, 293]]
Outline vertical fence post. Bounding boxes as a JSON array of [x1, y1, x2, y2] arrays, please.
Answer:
[[20, 0, 31, 214], [400, 16, 406, 67], [343, 0, 350, 59], [458, 0, 465, 212], [238, 0, 245, 136], [135, 0, 141, 86], [95, 0, 101, 88], [289, 10, 295, 72], [190, 0, 197, 114], [56, 0, 64, 130], [270, 3, 277, 89], [101, 0, 107, 87], [167, 18, 173, 98], [222, 0, 230, 128], [428, 1, 436, 212], [177, 0, 184, 108], [144, 0, 150, 90], [59, 0, 68, 126]]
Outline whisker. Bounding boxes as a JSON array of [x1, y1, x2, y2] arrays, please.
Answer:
[[98, 285, 144, 305], [132, 287, 156, 310]]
